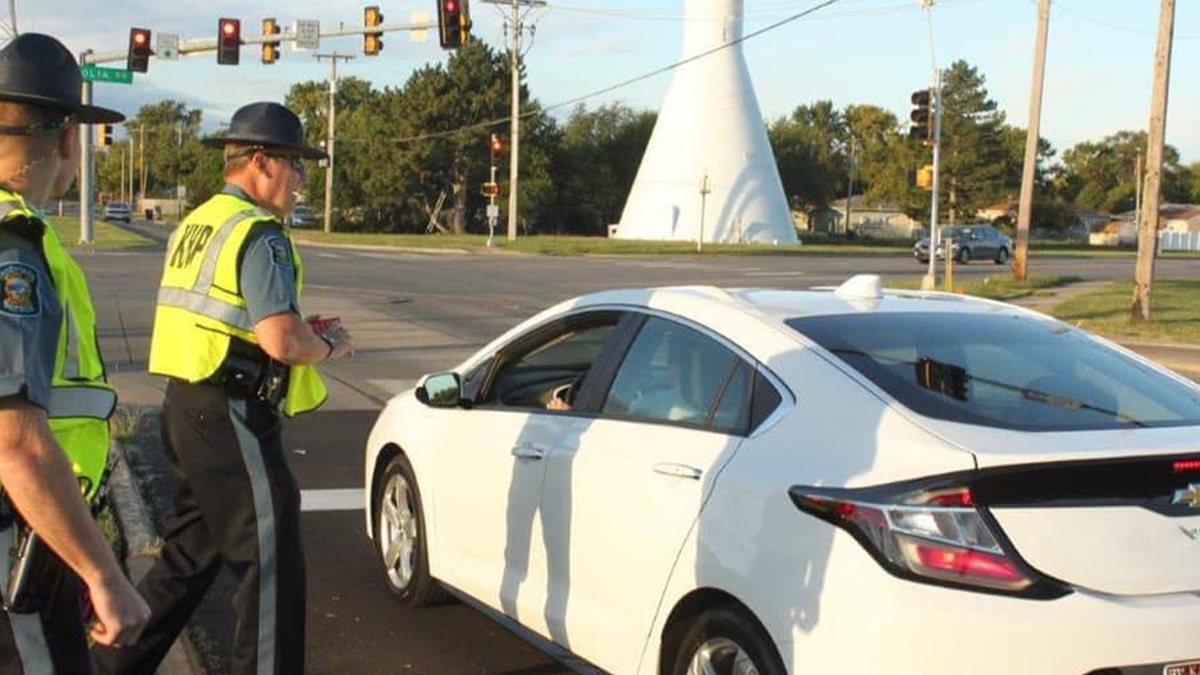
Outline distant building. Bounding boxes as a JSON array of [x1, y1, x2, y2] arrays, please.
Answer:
[[828, 196, 922, 239]]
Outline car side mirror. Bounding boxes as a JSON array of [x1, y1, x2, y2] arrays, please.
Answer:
[[416, 372, 462, 408]]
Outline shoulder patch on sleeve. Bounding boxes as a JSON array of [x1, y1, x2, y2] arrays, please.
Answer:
[[0, 261, 40, 317], [265, 236, 293, 267]]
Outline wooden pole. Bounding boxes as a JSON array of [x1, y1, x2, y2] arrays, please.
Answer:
[[1131, 0, 1174, 323], [1013, 0, 1050, 281]]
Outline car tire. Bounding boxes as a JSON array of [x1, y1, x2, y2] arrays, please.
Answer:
[[956, 247, 971, 265], [995, 247, 1010, 265], [667, 607, 786, 675], [374, 454, 447, 606]]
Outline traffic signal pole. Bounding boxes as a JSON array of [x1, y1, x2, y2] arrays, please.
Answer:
[[315, 52, 354, 233], [921, 72, 943, 291], [78, 52, 95, 244]]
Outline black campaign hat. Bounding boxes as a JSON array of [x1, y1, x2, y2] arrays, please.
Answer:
[[202, 102, 327, 160], [0, 33, 124, 124]]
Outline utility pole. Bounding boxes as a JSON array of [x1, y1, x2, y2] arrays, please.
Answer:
[[486, 0, 544, 241], [844, 137, 856, 236], [314, 52, 354, 234], [6, 0, 16, 35], [1135, 150, 1142, 226], [138, 123, 146, 214], [1132, 0, 1175, 323], [1013, 0, 1050, 281], [697, 173, 710, 253], [128, 132, 134, 210], [78, 52, 94, 244]]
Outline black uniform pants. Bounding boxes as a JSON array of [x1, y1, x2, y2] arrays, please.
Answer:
[[93, 380, 306, 675], [0, 527, 91, 675]]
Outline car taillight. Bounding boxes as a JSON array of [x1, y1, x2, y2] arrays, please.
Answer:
[[790, 485, 1055, 596]]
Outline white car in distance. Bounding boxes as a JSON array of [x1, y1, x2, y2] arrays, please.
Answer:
[[364, 275, 1200, 675]]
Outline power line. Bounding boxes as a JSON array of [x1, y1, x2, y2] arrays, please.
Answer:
[[344, 0, 847, 146], [1039, 0, 1197, 41]]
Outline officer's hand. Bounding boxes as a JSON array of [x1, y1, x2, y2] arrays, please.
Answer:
[[88, 573, 151, 648], [327, 326, 354, 360]]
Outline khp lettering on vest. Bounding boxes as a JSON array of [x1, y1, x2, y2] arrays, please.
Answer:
[[0, 190, 115, 499], [149, 192, 327, 416]]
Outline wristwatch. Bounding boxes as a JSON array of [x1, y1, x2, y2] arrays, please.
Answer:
[[318, 333, 335, 358]]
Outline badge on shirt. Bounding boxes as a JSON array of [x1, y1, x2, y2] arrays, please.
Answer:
[[0, 262, 40, 317], [266, 236, 292, 267]]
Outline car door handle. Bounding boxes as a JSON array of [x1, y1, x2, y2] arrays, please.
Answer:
[[652, 463, 703, 480], [511, 443, 548, 460]]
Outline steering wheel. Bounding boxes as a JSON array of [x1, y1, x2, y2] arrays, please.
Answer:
[[550, 374, 585, 407]]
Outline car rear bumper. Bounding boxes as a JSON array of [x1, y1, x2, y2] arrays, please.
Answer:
[[782, 537, 1200, 675]]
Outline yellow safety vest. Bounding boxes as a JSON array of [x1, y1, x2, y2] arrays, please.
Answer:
[[148, 193, 326, 417], [0, 190, 115, 501]]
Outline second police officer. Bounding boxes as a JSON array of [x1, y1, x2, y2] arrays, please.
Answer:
[[92, 102, 353, 675]]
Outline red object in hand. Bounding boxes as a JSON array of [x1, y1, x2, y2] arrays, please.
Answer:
[[308, 316, 342, 336]]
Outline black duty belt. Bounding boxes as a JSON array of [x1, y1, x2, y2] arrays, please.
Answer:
[[207, 339, 289, 408]]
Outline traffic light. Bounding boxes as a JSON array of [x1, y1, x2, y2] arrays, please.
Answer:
[[217, 18, 241, 66], [489, 133, 504, 162], [127, 28, 152, 73], [364, 6, 384, 56], [262, 18, 280, 65], [916, 164, 934, 190], [909, 88, 933, 144], [97, 124, 113, 147], [438, 0, 472, 49]]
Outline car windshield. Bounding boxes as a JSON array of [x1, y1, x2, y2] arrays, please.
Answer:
[[788, 311, 1200, 431]]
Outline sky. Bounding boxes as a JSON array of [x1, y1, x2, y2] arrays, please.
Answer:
[[16, 0, 1200, 164]]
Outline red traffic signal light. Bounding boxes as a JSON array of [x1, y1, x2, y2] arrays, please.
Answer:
[[127, 28, 152, 73], [438, 0, 471, 49], [218, 18, 241, 66], [490, 133, 504, 160]]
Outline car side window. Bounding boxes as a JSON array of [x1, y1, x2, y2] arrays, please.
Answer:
[[602, 317, 742, 430], [484, 318, 618, 409]]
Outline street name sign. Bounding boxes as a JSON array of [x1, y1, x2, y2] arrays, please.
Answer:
[[294, 20, 320, 50], [79, 65, 133, 85], [157, 33, 180, 60]]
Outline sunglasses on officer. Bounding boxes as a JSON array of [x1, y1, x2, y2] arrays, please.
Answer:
[[227, 145, 307, 179]]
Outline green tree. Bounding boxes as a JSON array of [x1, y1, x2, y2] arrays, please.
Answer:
[[937, 60, 1010, 222], [1059, 130, 1189, 214], [769, 100, 848, 213], [549, 102, 656, 235], [843, 104, 926, 219]]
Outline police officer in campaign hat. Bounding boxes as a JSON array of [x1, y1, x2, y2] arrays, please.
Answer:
[[0, 33, 151, 673], [93, 101, 353, 675]]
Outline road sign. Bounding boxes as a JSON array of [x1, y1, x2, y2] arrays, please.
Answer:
[[486, 204, 500, 219], [410, 10, 430, 43], [157, 33, 180, 60], [79, 64, 133, 85], [294, 20, 320, 50]]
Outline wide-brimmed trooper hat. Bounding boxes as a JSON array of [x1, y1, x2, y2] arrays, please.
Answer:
[[0, 33, 125, 128], [202, 102, 328, 160]]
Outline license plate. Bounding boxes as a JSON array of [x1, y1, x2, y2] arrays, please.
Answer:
[[1165, 661, 1200, 675]]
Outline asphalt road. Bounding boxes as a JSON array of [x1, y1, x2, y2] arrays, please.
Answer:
[[81, 222, 1200, 675]]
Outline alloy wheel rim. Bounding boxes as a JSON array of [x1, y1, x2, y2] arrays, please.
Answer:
[[686, 637, 759, 675], [380, 474, 418, 589]]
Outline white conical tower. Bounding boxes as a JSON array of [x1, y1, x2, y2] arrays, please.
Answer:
[[616, 0, 796, 245]]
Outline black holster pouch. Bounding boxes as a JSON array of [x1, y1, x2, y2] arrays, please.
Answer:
[[1, 495, 64, 615], [210, 339, 289, 408]]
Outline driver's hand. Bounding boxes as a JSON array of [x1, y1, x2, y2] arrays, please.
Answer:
[[547, 397, 571, 411]]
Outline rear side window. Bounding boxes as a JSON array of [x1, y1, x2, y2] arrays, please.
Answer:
[[788, 312, 1200, 432]]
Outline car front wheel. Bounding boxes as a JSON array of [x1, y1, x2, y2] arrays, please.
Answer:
[[668, 608, 785, 675], [956, 247, 971, 264], [375, 454, 445, 606], [995, 247, 1010, 264]]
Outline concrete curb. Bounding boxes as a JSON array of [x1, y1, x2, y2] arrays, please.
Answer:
[[109, 441, 204, 675]]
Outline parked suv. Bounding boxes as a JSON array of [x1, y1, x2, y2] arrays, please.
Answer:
[[287, 204, 317, 229], [913, 224, 1012, 265], [102, 201, 132, 223]]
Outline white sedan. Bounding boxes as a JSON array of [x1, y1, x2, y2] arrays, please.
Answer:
[[364, 275, 1200, 675]]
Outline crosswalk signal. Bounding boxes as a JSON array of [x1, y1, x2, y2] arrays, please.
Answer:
[[127, 28, 152, 73], [490, 133, 504, 162], [97, 124, 114, 147], [909, 89, 933, 144], [364, 6, 384, 56], [438, 0, 471, 49], [262, 18, 280, 64], [217, 18, 241, 66]]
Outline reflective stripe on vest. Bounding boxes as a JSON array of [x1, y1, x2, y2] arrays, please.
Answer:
[[0, 190, 113, 501], [150, 194, 327, 416]]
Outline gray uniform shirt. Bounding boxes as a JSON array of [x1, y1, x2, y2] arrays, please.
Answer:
[[221, 185, 300, 324], [0, 223, 61, 410]]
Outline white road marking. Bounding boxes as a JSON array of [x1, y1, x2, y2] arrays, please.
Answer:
[[742, 271, 805, 277], [367, 378, 416, 395], [301, 488, 364, 512], [312, 252, 345, 259]]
